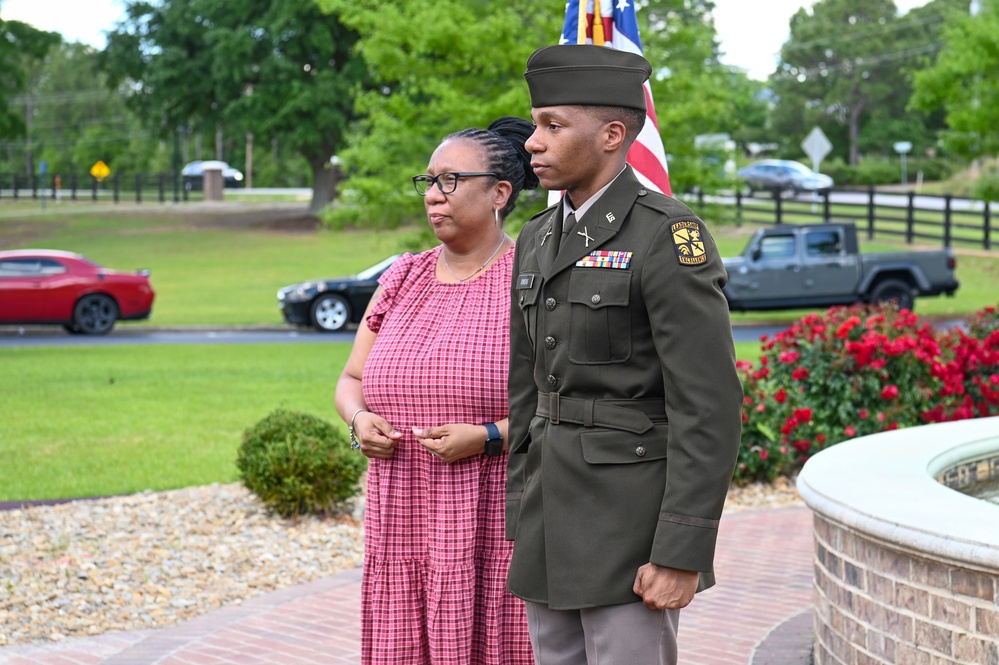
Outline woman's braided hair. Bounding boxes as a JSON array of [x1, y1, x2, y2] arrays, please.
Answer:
[[447, 116, 540, 219]]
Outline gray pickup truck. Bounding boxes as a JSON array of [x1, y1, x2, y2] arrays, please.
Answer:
[[722, 223, 959, 311]]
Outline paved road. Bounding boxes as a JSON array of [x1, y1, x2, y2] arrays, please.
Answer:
[[0, 324, 788, 347]]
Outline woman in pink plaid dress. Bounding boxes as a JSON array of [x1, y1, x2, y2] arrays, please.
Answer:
[[335, 117, 538, 665]]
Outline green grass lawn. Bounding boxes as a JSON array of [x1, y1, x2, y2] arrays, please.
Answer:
[[0, 344, 351, 501]]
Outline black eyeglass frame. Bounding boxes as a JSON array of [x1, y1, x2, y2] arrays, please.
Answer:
[[412, 172, 501, 196]]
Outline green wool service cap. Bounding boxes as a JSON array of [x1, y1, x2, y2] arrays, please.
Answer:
[[524, 44, 652, 111]]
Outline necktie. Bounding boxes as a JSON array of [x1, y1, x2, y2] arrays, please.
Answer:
[[560, 212, 577, 248]]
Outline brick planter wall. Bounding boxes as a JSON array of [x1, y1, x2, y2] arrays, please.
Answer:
[[811, 514, 999, 664], [797, 418, 999, 665]]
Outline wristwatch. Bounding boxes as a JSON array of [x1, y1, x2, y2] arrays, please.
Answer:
[[483, 422, 504, 456]]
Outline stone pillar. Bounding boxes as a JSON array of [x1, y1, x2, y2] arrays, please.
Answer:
[[201, 160, 226, 201]]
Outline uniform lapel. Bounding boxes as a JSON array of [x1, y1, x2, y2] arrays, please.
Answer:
[[548, 167, 641, 278], [534, 203, 561, 276]]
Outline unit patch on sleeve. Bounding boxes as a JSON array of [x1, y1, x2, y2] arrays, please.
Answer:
[[575, 250, 633, 269], [671, 220, 707, 266]]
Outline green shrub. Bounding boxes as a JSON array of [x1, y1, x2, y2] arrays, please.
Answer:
[[237, 409, 366, 518], [971, 166, 999, 202]]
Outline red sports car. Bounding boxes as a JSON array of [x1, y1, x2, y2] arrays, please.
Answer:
[[0, 249, 155, 335]]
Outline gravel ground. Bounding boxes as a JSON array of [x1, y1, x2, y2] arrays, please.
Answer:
[[0, 478, 802, 648]]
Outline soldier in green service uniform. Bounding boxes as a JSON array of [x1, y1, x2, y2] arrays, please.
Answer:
[[506, 44, 743, 665]]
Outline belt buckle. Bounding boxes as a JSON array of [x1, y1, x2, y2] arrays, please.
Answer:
[[549, 392, 560, 424]]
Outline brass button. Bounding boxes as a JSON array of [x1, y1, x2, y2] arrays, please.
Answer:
[[547, 374, 558, 389], [591, 294, 601, 305], [545, 336, 557, 350], [545, 297, 557, 311], [636, 446, 647, 457]]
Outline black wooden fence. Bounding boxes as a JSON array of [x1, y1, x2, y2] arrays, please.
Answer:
[[0, 172, 196, 203], [694, 187, 994, 251]]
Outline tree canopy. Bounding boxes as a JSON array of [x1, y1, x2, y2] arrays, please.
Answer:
[[910, 0, 999, 159], [768, 0, 964, 166], [0, 18, 60, 142], [101, 0, 370, 213]]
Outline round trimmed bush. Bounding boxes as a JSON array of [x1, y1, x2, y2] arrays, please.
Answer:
[[237, 409, 366, 518]]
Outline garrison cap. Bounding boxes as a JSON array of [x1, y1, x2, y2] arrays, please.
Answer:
[[525, 44, 652, 111]]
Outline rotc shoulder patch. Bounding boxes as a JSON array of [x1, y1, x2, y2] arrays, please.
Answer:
[[671, 220, 707, 266]]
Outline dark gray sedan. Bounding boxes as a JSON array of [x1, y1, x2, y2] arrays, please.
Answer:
[[277, 255, 400, 332]]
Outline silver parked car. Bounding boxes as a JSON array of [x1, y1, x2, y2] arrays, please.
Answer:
[[737, 159, 833, 195]]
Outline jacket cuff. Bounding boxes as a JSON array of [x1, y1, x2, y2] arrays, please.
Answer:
[[650, 515, 719, 572]]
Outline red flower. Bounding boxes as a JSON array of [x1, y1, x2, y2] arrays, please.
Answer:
[[758, 449, 769, 461], [844, 425, 856, 437], [792, 439, 811, 453], [792, 367, 810, 380], [880, 385, 899, 400], [779, 350, 801, 364], [793, 407, 813, 423], [774, 388, 787, 404], [858, 409, 869, 420]]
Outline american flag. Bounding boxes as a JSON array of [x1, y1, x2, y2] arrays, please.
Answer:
[[557, 0, 672, 197]]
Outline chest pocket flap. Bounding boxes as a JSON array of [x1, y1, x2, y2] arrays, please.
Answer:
[[567, 269, 632, 364]]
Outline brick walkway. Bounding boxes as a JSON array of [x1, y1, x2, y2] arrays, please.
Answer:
[[0, 506, 814, 665]]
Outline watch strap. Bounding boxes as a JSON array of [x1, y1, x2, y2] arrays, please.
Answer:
[[483, 422, 503, 456]]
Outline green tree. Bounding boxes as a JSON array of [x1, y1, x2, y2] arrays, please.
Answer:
[[320, 0, 753, 224], [16, 42, 159, 180], [769, 0, 960, 166], [317, 0, 558, 228], [101, 0, 369, 214], [910, 0, 998, 159], [0, 17, 60, 173]]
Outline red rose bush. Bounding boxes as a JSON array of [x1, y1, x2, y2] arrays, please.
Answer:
[[735, 304, 999, 484]]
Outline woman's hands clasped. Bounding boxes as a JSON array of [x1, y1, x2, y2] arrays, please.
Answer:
[[413, 423, 486, 464]]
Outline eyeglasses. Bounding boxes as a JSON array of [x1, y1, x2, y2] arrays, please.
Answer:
[[412, 172, 500, 196]]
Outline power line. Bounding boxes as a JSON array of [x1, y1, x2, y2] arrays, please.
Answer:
[[783, 13, 949, 53]]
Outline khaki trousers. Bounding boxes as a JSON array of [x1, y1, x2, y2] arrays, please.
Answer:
[[525, 600, 680, 665]]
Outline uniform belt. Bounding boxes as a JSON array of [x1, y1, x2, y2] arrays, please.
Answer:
[[536, 392, 666, 434]]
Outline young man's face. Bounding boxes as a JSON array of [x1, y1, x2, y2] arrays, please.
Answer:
[[526, 106, 610, 199]]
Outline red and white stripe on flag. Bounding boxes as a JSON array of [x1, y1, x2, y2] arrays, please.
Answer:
[[555, 0, 672, 199]]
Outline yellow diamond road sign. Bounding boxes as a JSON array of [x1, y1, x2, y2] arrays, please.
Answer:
[[90, 160, 110, 182]]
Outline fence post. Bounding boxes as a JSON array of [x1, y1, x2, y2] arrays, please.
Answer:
[[71, 174, 78, 201], [943, 194, 952, 248], [135, 174, 142, 203], [13, 174, 20, 200], [867, 186, 875, 240], [92, 177, 98, 202], [823, 190, 831, 220], [31, 175, 38, 199], [735, 189, 743, 227], [906, 191, 915, 244], [984, 202, 992, 251], [774, 190, 783, 225], [113, 173, 120, 203], [158, 174, 165, 202]]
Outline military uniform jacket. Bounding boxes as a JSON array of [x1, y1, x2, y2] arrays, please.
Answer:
[[506, 166, 743, 609]]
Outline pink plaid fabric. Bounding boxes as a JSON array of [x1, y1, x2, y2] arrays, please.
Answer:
[[360, 246, 533, 665]]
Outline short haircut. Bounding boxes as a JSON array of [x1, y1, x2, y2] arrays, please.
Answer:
[[588, 105, 647, 145]]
